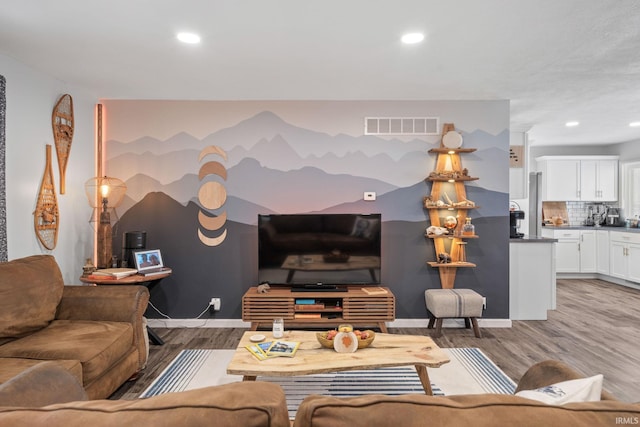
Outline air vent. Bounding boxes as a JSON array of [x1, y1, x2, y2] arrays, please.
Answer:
[[365, 117, 439, 135]]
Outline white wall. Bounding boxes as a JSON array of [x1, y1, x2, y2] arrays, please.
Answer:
[[615, 139, 640, 161], [1, 54, 96, 283]]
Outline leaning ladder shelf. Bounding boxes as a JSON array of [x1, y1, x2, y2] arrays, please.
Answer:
[[424, 124, 479, 289]]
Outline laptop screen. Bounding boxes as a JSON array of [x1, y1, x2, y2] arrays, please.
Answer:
[[133, 249, 164, 273]]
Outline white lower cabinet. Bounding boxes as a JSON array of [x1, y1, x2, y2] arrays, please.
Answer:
[[579, 230, 597, 273], [596, 230, 610, 275], [542, 228, 640, 283], [609, 232, 640, 283], [542, 229, 594, 273]]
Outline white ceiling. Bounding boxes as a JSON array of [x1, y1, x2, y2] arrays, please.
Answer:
[[2, 0, 640, 146]]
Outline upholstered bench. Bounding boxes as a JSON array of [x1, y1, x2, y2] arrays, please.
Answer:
[[424, 289, 483, 338]]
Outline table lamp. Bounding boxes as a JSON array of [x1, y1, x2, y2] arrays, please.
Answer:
[[85, 176, 127, 268]]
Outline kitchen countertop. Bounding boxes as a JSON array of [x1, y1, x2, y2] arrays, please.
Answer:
[[510, 235, 557, 243], [542, 225, 640, 233]]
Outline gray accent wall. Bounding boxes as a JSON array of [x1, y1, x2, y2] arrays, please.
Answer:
[[104, 100, 510, 320]]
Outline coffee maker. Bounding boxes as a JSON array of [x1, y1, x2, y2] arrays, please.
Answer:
[[510, 210, 525, 238], [606, 207, 623, 226]]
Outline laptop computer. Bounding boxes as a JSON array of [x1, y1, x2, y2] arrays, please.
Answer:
[[133, 249, 172, 277]]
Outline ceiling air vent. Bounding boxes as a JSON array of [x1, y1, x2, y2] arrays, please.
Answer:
[[365, 117, 439, 135]]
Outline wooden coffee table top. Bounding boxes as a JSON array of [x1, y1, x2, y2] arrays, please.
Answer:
[[226, 330, 449, 378]]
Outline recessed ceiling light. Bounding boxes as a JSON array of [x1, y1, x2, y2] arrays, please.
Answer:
[[177, 32, 201, 44], [565, 121, 580, 127], [401, 33, 425, 44], [630, 122, 640, 127]]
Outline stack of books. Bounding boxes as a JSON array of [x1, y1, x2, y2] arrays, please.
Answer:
[[294, 298, 325, 311], [89, 268, 138, 279], [245, 340, 300, 360]]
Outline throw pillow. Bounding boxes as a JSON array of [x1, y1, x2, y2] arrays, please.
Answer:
[[515, 374, 603, 405]]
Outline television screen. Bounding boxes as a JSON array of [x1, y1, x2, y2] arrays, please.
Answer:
[[258, 213, 381, 286]]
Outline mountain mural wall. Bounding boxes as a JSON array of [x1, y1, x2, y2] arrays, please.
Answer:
[[104, 100, 510, 320]]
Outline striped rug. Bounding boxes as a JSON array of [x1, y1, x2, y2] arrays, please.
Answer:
[[140, 348, 515, 418]]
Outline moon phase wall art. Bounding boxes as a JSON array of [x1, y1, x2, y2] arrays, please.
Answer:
[[197, 146, 227, 246]]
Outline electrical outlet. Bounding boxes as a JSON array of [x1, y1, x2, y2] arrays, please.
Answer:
[[210, 298, 221, 311], [482, 297, 487, 310], [364, 191, 376, 201]]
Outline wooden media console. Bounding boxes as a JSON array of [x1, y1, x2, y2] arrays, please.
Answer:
[[242, 286, 395, 333]]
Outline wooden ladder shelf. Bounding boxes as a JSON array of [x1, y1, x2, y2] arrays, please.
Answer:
[[424, 123, 479, 289]]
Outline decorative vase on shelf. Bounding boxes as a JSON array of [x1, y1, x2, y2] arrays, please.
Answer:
[[444, 215, 458, 231], [333, 324, 358, 353], [462, 217, 475, 236]]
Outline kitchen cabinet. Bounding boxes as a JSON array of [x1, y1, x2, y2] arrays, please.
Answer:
[[579, 230, 597, 273], [541, 228, 595, 273], [596, 230, 609, 275], [609, 232, 640, 283], [538, 158, 580, 201], [580, 159, 618, 201], [536, 156, 618, 202]]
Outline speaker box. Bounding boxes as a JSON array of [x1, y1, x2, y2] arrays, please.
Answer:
[[122, 231, 146, 268]]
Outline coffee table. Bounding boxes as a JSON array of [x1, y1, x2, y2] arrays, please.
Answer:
[[226, 330, 450, 395]]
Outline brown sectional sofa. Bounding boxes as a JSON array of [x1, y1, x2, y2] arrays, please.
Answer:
[[0, 359, 638, 426], [0, 255, 149, 399]]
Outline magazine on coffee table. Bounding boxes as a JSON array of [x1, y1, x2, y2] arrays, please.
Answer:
[[266, 340, 300, 357]]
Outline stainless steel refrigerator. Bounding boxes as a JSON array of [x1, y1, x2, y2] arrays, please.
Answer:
[[528, 172, 543, 236]]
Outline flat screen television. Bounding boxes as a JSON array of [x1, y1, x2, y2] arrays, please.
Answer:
[[258, 213, 381, 287]]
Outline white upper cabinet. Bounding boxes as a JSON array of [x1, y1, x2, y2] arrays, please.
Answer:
[[538, 158, 580, 201], [594, 159, 618, 201], [536, 156, 618, 202]]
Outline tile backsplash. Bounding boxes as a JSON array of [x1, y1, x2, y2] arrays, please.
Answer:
[[566, 201, 619, 226]]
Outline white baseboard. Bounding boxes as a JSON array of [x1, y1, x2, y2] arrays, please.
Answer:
[[147, 318, 512, 329], [389, 318, 512, 328], [147, 319, 251, 328], [557, 273, 640, 291]]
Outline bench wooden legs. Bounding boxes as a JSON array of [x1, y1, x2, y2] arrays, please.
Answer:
[[427, 316, 481, 338], [470, 317, 481, 338]]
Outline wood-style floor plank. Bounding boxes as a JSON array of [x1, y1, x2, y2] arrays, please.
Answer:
[[111, 278, 640, 402]]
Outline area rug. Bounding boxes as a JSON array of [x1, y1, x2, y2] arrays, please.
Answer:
[[140, 348, 515, 418]]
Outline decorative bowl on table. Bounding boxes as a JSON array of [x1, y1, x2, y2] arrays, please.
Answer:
[[323, 251, 350, 263], [316, 329, 376, 350]]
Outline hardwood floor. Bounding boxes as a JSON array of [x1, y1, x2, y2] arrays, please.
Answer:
[[111, 278, 640, 402]]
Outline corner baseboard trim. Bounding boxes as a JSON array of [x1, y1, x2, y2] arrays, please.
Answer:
[[147, 319, 251, 328], [389, 318, 512, 328], [146, 318, 512, 329]]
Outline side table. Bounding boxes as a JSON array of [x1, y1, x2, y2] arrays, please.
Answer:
[[79, 272, 171, 345]]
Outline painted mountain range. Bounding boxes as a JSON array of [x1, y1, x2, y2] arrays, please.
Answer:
[[106, 111, 508, 188], [106, 111, 508, 222]]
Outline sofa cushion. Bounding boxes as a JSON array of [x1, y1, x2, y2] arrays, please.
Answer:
[[293, 393, 640, 427], [0, 362, 87, 407], [0, 381, 291, 427], [0, 357, 82, 385], [0, 255, 63, 338], [0, 320, 133, 385], [515, 374, 603, 405]]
